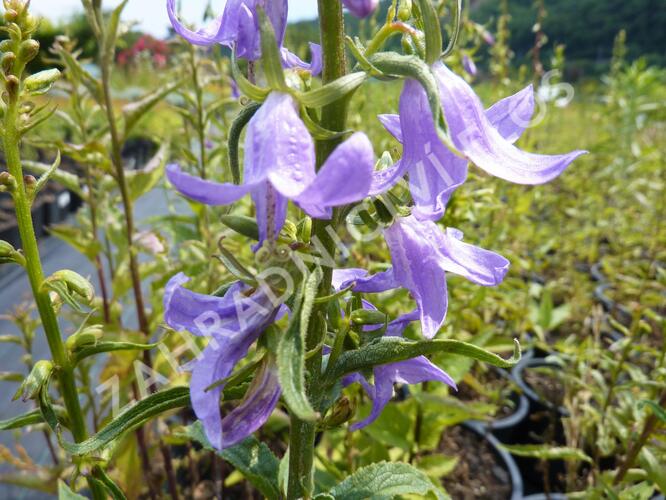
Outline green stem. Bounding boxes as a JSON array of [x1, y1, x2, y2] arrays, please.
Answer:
[[3, 76, 104, 500], [287, 1, 349, 498]]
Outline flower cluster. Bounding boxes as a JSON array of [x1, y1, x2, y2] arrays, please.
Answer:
[[164, 0, 585, 450]]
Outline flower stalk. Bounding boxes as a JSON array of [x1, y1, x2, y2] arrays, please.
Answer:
[[287, 1, 349, 498]]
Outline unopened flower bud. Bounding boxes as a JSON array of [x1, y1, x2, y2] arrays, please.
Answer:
[[12, 360, 53, 402], [321, 396, 355, 429], [0, 171, 17, 192], [18, 39, 39, 63], [23, 68, 60, 96], [65, 324, 104, 351], [0, 239, 25, 266], [0, 40, 13, 53], [4, 9, 17, 22], [23, 174, 36, 187], [5, 74, 19, 97], [350, 308, 387, 326], [1, 52, 15, 74], [397, 0, 412, 21]]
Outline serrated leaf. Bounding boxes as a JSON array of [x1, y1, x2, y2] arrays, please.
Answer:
[[62, 387, 190, 456], [277, 268, 321, 421], [323, 337, 521, 385], [322, 461, 448, 500], [501, 444, 592, 463], [183, 422, 281, 499]]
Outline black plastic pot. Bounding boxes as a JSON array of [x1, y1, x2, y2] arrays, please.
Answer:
[[510, 357, 570, 494], [469, 367, 531, 444], [31, 196, 47, 239], [0, 218, 20, 248], [458, 421, 524, 500]]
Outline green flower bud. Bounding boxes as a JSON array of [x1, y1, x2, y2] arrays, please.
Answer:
[[42, 269, 95, 311], [0, 171, 17, 192], [0, 239, 25, 266], [65, 324, 103, 351], [398, 0, 413, 21], [220, 214, 259, 241], [350, 309, 387, 326], [5, 74, 19, 97], [18, 39, 39, 63], [321, 396, 355, 429], [23, 68, 60, 96], [1, 52, 16, 75], [12, 360, 53, 402]]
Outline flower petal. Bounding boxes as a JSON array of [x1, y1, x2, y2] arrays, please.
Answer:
[[385, 216, 449, 339], [349, 374, 393, 430], [190, 331, 261, 449], [377, 114, 402, 142], [379, 356, 457, 390], [252, 182, 288, 247], [245, 93, 316, 197], [346, 268, 400, 293], [342, 0, 379, 18], [281, 43, 323, 76], [164, 273, 247, 337], [218, 359, 282, 449], [434, 62, 586, 184], [485, 84, 535, 144], [166, 163, 255, 206], [399, 79, 467, 220], [296, 132, 374, 218], [166, 0, 231, 46], [427, 226, 510, 286], [332, 268, 368, 291]]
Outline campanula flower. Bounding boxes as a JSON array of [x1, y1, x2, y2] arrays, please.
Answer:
[[342, 0, 379, 18], [372, 62, 586, 220], [462, 54, 478, 77], [167, 0, 321, 73], [167, 92, 375, 246], [164, 273, 284, 449], [334, 215, 509, 339], [341, 311, 457, 429]]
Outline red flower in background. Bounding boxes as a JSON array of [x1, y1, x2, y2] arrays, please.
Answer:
[[117, 35, 169, 68]]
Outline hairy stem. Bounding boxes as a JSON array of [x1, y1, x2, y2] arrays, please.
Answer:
[[287, 1, 349, 498], [3, 72, 104, 500]]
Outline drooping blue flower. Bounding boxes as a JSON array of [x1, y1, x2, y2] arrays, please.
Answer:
[[167, 92, 375, 246], [334, 215, 509, 339], [372, 62, 586, 220], [164, 273, 284, 449], [340, 311, 457, 429], [167, 0, 321, 73]]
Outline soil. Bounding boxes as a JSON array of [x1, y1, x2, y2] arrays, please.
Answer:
[[439, 426, 512, 500], [456, 369, 518, 420], [524, 367, 565, 408]]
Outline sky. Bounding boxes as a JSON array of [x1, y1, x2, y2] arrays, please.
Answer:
[[31, 0, 319, 37]]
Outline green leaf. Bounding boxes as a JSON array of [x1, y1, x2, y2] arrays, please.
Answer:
[[501, 444, 592, 463], [257, 7, 287, 90], [91, 466, 127, 500], [277, 268, 321, 421], [62, 387, 190, 456], [126, 142, 169, 201], [638, 399, 666, 423], [324, 337, 521, 385], [231, 53, 270, 102], [322, 461, 448, 500], [441, 0, 463, 58], [415, 0, 443, 65], [102, 0, 129, 72], [228, 103, 261, 184], [215, 243, 257, 284], [23, 160, 82, 195], [31, 150, 61, 199], [47, 225, 101, 260], [183, 422, 281, 500], [58, 481, 87, 499], [0, 372, 24, 383], [297, 72, 367, 108], [0, 408, 43, 430], [415, 453, 459, 480], [639, 448, 666, 494], [123, 79, 184, 137], [220, 215, 260, 241], [72, 340, 160, 365]]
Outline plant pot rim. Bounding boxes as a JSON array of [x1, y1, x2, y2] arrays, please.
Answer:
[[511, 357, 570, 417], [461, 421, 524, 500]]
